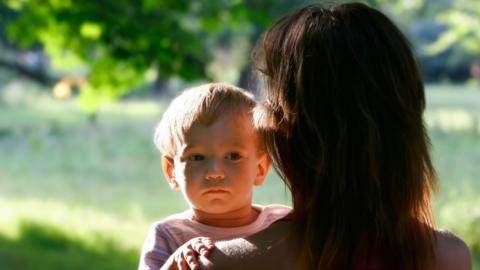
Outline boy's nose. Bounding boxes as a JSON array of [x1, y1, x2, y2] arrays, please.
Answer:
[[205, 160, 225, 180]]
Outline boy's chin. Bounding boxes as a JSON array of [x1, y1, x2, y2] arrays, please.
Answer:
[[192, 202, 248, 215]]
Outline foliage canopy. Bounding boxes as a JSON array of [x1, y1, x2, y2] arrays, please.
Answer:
[[2, 0, 477, 114]]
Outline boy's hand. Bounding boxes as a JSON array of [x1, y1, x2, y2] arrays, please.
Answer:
[[170, 237, 215, 270]]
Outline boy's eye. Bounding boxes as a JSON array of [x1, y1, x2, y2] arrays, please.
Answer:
[[226, 152, 241, 160], [188, 154, 205, 161]]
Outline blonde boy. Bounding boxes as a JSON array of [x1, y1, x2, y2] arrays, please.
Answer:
[[138, 83, 291, 270]]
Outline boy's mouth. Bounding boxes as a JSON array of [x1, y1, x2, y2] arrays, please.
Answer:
[[203, 188, 229, 194]]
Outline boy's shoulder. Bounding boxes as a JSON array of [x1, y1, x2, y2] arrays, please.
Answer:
[[146, 210, 193, 236], [150, 210, 193, 229], [146, 210, 201, 246]]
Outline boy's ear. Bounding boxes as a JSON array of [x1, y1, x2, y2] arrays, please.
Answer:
[[254, 153, 271, 187], [162, 155, 179, 190]]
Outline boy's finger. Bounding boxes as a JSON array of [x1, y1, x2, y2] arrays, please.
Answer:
[[199, 237, 214, 248], [175, 252, 188, 270], [194, 246, 208, 257], [195, 238, 214, 250], [183, 248, 199, 270], [174, 253, 182, 270], [203, 238, 214, 249], [192, 242, 209, 255]]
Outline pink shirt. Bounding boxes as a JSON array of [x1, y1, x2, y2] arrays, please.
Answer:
[[138, 204, 291, 270]]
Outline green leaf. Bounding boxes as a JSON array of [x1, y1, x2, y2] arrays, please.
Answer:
[[80, 22, 102, 40]]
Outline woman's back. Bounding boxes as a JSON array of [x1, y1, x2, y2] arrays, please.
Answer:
[[201, 222, 471, 270], [201, 2, 472, 269]]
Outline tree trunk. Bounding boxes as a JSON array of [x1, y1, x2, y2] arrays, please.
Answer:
[[151, 77, 168, 96], [238, 64, 260, 96]]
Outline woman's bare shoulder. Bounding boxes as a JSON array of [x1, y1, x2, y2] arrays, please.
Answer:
[[200, 225, 472, 270], [431, 229, 472, 270], [199, 220, 296, 270]]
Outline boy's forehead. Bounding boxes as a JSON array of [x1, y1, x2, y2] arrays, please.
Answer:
[[194, 105, 251, 126], [180, 112, 258, 145]]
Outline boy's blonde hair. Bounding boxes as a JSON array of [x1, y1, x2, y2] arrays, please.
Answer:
[[154, 83, 258, 157]]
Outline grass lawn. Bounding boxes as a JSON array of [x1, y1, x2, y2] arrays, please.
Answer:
[[0, 82, 479, 269]]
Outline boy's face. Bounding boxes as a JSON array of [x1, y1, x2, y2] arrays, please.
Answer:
[[162, 112, 270, 218]]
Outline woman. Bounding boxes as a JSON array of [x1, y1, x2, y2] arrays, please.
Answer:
[[200, 2, 471, 270]]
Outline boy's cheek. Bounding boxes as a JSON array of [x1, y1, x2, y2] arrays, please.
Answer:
[[230, 164, 254, 176], [183, 161, 202, 172]]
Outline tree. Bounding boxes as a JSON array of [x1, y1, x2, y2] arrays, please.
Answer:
[[1, 0, 231, 115], [423, 0, 480, 83], [427, 0, 480, 56], [1, 0, 389, 117], [0, 4, 56, 86]]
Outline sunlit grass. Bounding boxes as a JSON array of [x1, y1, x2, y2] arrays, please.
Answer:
[[0, 196, 142, 270], [0, 196, 147, 249], [425, 84, 480, 133]]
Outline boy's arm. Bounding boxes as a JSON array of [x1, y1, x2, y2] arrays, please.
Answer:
[[139, 220, 215, 270], [138, 223, 177, 270]]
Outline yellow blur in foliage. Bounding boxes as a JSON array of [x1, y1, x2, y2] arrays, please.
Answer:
[[52, 77, 86, 99]]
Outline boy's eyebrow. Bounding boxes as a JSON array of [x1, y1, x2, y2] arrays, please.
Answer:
[[180, 142, 250, 153], [179, 144, 200, 153], [225, 142, 249, 149]]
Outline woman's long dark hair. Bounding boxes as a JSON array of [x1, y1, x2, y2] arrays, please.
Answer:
[[254, 3, 437, 269]]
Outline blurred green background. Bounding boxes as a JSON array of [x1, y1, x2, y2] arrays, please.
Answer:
[[0, 0, 479, 269]]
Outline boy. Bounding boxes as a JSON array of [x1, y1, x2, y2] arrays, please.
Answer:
[[138, 83, 291, 270]]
